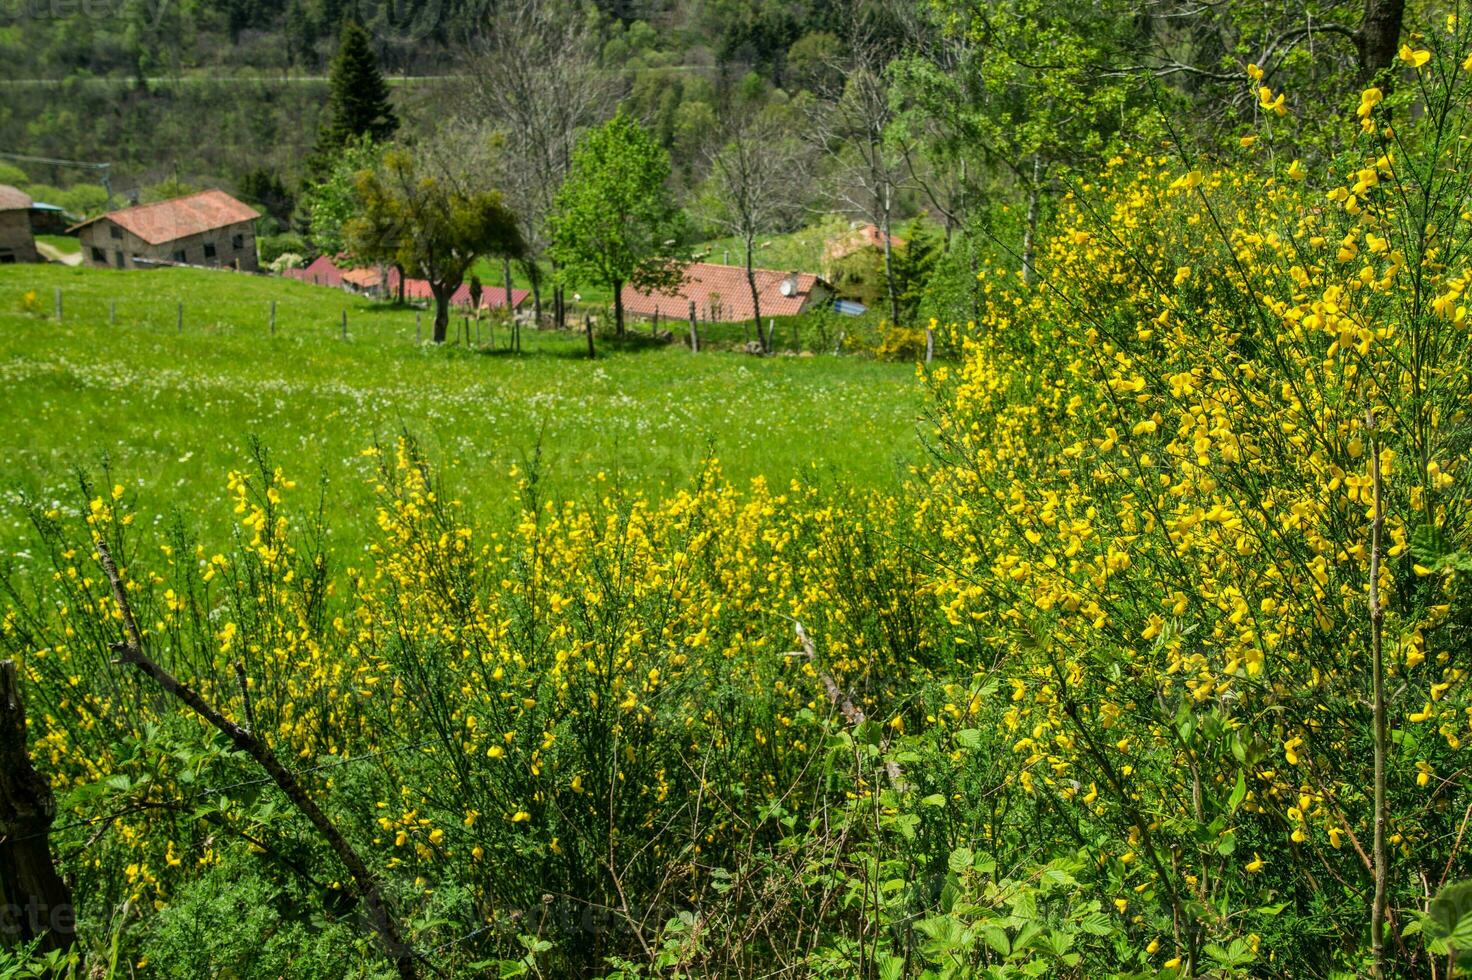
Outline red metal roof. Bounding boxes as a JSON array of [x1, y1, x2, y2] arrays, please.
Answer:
[[281, 256, 527, 309], [386, 269, 528, 309], [283, 254, 346, 287], [71, 190, 259, 245], [620, 262, 824, 321], [0, 184, 31, 212]]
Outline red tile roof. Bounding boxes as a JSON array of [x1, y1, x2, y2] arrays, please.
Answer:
[[620, 262, 824, 322], [0, 184, 31, 212], [72, 190, 259, 245]]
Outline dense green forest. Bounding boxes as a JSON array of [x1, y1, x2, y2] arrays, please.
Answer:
[[0, 0, 1399, 273]]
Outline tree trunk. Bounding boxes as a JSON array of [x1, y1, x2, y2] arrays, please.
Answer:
[[1358, 0, 1406, 79], [432, 288, 450, 343], [880, 185, 900, 326], [745, 237, 766, 353], [502, 256, 516, 353], [395, 263, 405, 305], [0, 661, 75, 955], [524, 258, 543, 329], [613, 278, 625, 337]]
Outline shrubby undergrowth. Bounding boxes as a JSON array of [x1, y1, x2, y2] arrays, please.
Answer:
[[10, 34, 1472, 980]]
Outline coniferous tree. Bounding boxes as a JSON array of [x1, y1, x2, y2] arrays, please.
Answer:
[[308, 21, 397, 181]]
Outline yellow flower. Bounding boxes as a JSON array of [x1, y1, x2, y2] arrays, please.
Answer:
[[1399, 45, 1431, 68], [1246, 852, 1265, 873]]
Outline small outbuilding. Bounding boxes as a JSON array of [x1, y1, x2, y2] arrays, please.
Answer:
[[0, 185, 41, 264], [71, 190, 260, 272]]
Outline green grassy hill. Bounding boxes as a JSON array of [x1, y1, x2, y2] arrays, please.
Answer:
[[0, 264, 921, 556], [693, 216, 850, 276]]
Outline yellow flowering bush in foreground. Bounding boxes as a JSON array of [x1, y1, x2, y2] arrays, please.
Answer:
[[9, 36, 1472, 980], [921, 35, 1472, 978]]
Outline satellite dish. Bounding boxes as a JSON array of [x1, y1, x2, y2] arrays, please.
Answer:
[[779, 273, 799, 297]]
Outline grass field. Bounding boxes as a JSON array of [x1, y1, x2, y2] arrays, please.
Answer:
[[35, 233, 81, 255], [0, 263, 923, 557]]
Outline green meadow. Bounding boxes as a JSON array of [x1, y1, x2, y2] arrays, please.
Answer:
[[0, 264, 922, 556]]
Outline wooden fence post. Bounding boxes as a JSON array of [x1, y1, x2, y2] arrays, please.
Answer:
[[269, 300, 276, 337], [341, 310, 347, 340], [0, 661, 76, 954], [415, 309, 422, 344], [109, 300, 116, 327], [688, 301, 699, 354], [176, 303, 183, 333], [53, 288, 61, 324], [585, 314, 596, 359], [924, 324, 934, 365]]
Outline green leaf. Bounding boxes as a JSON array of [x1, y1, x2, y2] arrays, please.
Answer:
[[1429, 879, 1472, 954], [954, 729, 983, 749], [1228, 771, 1247, 813]]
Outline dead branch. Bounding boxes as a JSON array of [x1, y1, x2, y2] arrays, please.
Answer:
[[94, 539, 419, 980]]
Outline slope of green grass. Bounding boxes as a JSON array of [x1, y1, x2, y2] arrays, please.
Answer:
[[36, 234, 80, 255], [0, 264, 922, 556], [693, 215, 850, 276]]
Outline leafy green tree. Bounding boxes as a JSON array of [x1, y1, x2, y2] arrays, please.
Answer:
[[303, 136, 382, 256], [309, 21, 397, 181], [346, 148, 523, 343], [549, 111, 686, 338]]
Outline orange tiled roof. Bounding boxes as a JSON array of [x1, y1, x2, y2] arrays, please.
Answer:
[[341, 266, 384, 288], [72, 190, 258, 245]]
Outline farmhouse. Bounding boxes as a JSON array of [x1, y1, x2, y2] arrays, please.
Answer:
[[0, 185, 40, 264], [620, 262, 830, 323], [72, 190, 260, 271]]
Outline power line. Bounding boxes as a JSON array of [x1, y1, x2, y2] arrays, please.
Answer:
[[0, 152, 115, 208]]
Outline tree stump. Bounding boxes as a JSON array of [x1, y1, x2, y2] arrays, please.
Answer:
[[0, 661, 75, 953]]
